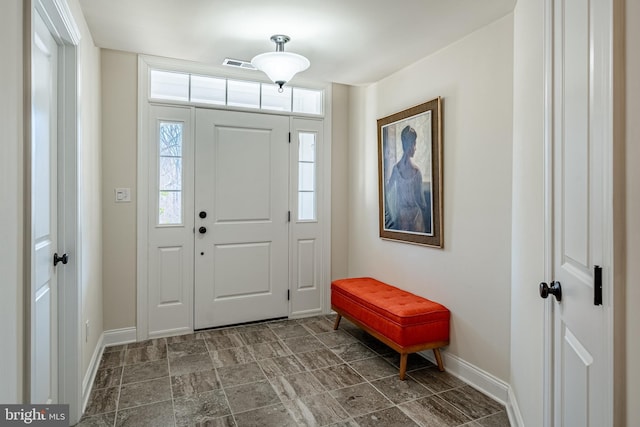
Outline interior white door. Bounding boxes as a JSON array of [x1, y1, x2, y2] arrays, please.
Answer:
[[31, 10, 59, 404], [550, 0, 612, 424], [194, 109, 290, 329]]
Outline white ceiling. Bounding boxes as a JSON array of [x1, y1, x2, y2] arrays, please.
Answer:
[[78, 0, 515, 86]]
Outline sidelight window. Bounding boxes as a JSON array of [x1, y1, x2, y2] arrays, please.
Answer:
[[158, 121, 184, 225], [298, 132, 317, 221]]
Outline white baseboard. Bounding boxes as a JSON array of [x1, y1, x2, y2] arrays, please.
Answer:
[[506, 385, 525, 427], [81, 333, 104, 413], [419, 349, 523, 426], [81, 327, 137, 414], [419, 349, 509, 404], [103, 326, 137, 347]]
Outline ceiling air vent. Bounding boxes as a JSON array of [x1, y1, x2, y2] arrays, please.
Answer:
[[222, 58, 256, 71]]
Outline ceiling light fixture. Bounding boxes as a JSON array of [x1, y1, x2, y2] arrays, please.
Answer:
[[251, 35, 310, 92]]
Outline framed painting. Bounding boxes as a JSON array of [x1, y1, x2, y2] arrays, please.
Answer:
[[377, 97, 443, 247]]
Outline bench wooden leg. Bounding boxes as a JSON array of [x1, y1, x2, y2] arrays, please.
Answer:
[[433, 348, 444, 372], [333, 314, 342, 330], [399, 353, 408, 380]]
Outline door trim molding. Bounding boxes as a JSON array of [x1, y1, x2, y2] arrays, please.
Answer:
[[29, 0, 82, 423], [136, 56, 150, 341], [137, 55, 333, 340], [321, 86, 333, 316], [542, 0, 553, 425], [0, 0, 23, 403]]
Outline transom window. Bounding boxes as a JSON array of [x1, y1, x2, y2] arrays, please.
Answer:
[[149, 69, 323, 115]]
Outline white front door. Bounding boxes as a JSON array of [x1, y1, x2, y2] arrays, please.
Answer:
[[31, 9, 59, 404], [194, 109, 290, 328], [548, 0, 613, 424]]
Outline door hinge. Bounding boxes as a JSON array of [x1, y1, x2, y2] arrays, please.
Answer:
[[287, 211, 291, 222], [594, 265, 603, 306], [288, 132, 291, 143], [287, 289, 290, 301]]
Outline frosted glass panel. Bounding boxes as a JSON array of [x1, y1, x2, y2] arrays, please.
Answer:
[[293, 88, 323, 114], [299, 163, 315, 192], [298, 192, 315, 221], [150, 70, 189, 101], [158, 121, 183, 225], [261, 84, 292, 112], [299, 132, 316, 162], [298, 132, 317, 221], [159, 157, 182, 190], [149, 68, 323, 115], [159, 191, 182, 225], [159, 122, 183, 156], [227, 80, 260, 109], [191, 75, 226, 105]]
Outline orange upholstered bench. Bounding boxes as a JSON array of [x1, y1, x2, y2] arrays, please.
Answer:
[[331, 277, 450, 380]]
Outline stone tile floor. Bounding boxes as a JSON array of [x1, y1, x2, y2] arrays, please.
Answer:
[[77, 315, 510, 427]]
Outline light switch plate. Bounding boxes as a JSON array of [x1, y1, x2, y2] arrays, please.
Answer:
[[115, 188, 131, 202]]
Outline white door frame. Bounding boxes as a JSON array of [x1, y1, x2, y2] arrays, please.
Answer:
[[542, 1, 554, 424], [542, 0, 617, 424], [136, 55, 332, 340], [28, 0, 82, 423]]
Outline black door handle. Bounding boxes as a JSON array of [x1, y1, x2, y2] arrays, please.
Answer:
[[540, 281, 562, 302], [199, 226, 207, 234], [199, 211, 207, 219], [53, 252, 68, 266], [594, 265, 602, 305]]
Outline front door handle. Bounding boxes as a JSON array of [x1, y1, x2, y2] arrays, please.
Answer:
[[594, 265, 602, 306], [53, 252, 68, 267], [540, 281, 562, 302], [199, 226, 207, 234]]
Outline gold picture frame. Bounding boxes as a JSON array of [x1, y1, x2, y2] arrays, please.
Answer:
[[377, 97, 443, 247]]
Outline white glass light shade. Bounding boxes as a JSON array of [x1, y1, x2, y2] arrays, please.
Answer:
[[251, 52, 310, 88]]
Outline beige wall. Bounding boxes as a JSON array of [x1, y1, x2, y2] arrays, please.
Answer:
[[100, 55, 352, 330], [331, 83, 350, 280], [347, 15, 514, 381], [509, 0, 545, 424], [101, 49, 138, 330], [65, 0, 104, 377], [0, 0, 24, 403], [625, 0, 640, 424]]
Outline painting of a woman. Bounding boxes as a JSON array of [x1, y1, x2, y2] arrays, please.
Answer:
[[378, 97, 442, 247], [385, 125, 429, 233], [381, 110, 433, 236]]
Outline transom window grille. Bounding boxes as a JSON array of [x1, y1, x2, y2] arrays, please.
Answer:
[[149, 69, 323, 115], [298, 132, 317, 221], [158, 121, 184, 225]]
